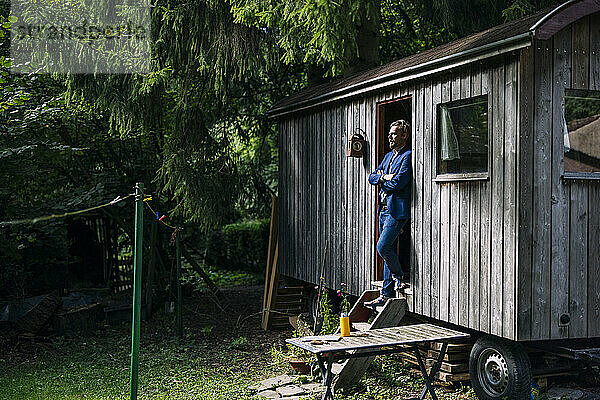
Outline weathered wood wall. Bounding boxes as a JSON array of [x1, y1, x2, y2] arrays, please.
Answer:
[[278, 85, 414, 295], [410, 56, 519, 341], [517, 13, 600, 341], [278, 55, 520, 339]]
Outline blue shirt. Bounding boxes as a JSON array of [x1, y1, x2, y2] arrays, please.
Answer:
[[368, 145, 412, 219]]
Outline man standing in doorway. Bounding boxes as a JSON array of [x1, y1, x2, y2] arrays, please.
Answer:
[[365, 120, 412, 307]]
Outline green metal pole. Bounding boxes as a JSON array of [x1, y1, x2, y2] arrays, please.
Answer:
[[176, 232, 183, 340], [129, 183, 144, 400]]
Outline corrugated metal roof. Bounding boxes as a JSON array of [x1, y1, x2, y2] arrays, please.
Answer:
[[268, 4, 562, 116]]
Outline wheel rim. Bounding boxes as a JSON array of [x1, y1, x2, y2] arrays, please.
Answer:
[[309, 291, 321, 327], [477, 347, 509, 397]]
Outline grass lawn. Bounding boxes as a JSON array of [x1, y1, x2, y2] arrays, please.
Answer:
[[0, 285, 479, 400]]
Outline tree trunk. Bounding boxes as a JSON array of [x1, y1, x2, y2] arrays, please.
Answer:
[[347, 0, 380, 75]]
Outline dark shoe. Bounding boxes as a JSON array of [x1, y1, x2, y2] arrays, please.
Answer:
[[395, 279, 410, 291], [364, 296, 390, 308]]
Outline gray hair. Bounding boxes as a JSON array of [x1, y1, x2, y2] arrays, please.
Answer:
[[390, 119, 411, 136]]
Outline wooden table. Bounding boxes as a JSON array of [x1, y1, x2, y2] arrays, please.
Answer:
[[286, 323, 470, 400]]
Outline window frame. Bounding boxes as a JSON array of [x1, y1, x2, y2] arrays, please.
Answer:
[[433, 93, 491, 182], [562, 88, 600, 180]]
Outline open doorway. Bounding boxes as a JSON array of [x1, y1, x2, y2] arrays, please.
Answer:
[[374, 96, 412, 282]]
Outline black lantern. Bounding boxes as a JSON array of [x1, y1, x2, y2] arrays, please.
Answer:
[[347, 129, 365, 158]]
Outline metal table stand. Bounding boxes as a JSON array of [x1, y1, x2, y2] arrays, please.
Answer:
[[314, 342, 448, 400]]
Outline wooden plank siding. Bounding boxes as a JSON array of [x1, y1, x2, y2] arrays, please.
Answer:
[[279, 56, 520, 339], [449, 73, 461, 327], [469, 63, 482, 332], [408, 59, 519, 337], [517, 44, 534, 341], [344, 102, 353, 293], [588, 13, 600, 338], [334, 105, 342, 288], [491, 61, 506, 337], [276, 11, 600, 342], [422, 81, 433, 318], [430, 79, 442, 321], [551, 26, 571, 340], [277, 98, 382, 294], [414, 82, 424, 314], [518, 13, 600, 340], [531, 39, 553, 340], [504, 57, 518, 341], [568, 17, 589, 339], [459, 69, 471, 329], [480, 66, 492, 335], [439, 77, 451, 323]]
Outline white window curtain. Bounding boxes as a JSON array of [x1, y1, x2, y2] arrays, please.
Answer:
[[440, 106, 460, 161], [563, 112, 571, 153]]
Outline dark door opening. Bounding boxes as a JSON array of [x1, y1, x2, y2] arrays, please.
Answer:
[[374, 96, 412, 282]]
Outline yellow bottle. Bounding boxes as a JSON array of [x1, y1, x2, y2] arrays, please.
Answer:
[[340, 313, 350, 337]]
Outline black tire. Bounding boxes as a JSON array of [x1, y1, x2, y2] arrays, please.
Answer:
[[469, 336, 532, 400], [308, 288, 322, 333]]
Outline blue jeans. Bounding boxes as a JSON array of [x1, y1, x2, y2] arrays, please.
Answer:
[[377, 208, 408, 298]]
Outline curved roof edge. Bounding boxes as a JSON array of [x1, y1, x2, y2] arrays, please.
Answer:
[[269, 0, 600, 119], [531, 0, 600, 39]]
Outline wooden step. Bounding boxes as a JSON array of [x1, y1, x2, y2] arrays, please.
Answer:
[[274, 301, 303, 307], [275, 291, 305, 302], [277, 286, 306, 295], [272, 307, 302, 314], [427, 349, 469, 362], [352, 322, 371, 332], [371, 280, 413, 294], [430, 342, 472, 353], [372, 296, 408, 313], [402, 353, 468, 374], [388, 340, 473, 383], [333, 290, 407, 391], [331, 362, 345, 375], [402, 354, 471, 381], [265, 281, 308, 329], [431, 361, 469, 374], [435, 370, 470, 382], [370, 280, 413, 309]]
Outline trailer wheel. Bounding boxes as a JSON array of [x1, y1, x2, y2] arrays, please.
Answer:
[[469, 336, 532, 400], [308, 289, 322, 332]]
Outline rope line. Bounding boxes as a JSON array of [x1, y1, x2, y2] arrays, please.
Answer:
[[0, 194, 134, 227], [143, 199, 179, 231], [0, 185, 182, 235]]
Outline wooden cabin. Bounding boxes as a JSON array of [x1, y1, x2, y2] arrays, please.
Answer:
[[269, 0, 600, 343]]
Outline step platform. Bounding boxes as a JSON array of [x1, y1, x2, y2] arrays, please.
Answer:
[[370, 281, 474, 384], [370, 280, 412, 309], [332, 290, 407, 390]]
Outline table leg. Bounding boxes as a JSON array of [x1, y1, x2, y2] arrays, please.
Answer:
[[317, 353, 335, 400], [414, 342, 449, 400], [413, 343, 440, 400]]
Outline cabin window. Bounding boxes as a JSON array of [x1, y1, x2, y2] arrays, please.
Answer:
[[564, 89, 600, 176], [436, 95, 489, 178]]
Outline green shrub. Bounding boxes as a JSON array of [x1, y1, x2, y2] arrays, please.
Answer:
[[205, 219, 270, 272]]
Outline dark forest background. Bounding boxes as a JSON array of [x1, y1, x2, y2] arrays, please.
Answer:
[[0, 0, 557, 299]]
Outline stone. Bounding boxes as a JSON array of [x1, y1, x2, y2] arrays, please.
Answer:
[[547, 388, 584, 400], [250, 383, 270, 392], [256, 389, 280, 399], [299, 383, 322, 393], [277, 397, 307, 400], [256, 375, 294, 390], [276, 384, 305, 397]]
